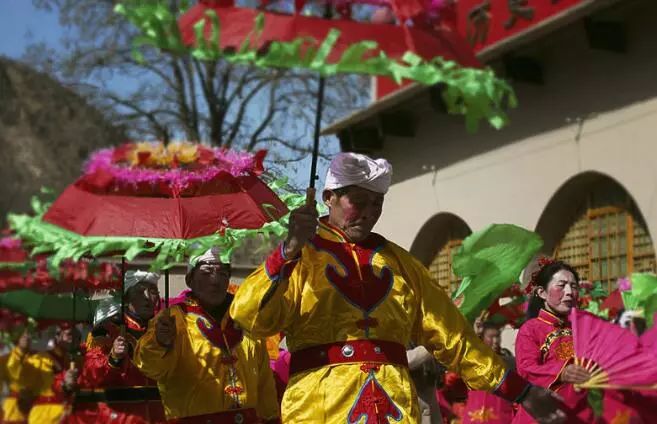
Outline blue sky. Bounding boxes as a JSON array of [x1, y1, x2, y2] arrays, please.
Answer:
[[0, 2, 61, 59]]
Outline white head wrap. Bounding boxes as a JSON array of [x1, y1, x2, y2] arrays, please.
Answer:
[[187, 246, 223, 273], [324, 152, 393, 194], [619, 309, 644, 328], [124, 270, 160, 293]]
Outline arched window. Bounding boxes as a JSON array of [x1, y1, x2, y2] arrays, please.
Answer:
[[411, 213, 471, 297], [429, 239, 464, 295], [554, 206, 655, 292], [541, 173, 656, 294]]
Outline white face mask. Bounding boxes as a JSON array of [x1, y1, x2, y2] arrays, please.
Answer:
[[619, 311, 636, 329]]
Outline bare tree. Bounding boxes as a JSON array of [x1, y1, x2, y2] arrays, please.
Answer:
[[25, 0, 368, 169]]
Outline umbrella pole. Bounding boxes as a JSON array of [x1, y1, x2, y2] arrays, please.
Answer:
[[308, 3, 331, 193], [71, 276, 76, 359], [309, 75, 326, 190], [120, 257, 126, 335], [165, 269, 170, 308], [72, 280, 76, 325]]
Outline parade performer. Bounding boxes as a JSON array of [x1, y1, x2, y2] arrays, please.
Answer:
[[231, 152, 565, 424], [7, 324, 80, 424], [134, 248, 280, 423], [513, 259, 595, 423], [3, 332, 32, 424], [64, 270, 165, 423], [462, 323, 514, 424]]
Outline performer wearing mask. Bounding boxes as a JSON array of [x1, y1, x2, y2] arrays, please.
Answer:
[[134, 248, 279, 423], [64, 270, 165, 423], [232, 152, 565, 424]]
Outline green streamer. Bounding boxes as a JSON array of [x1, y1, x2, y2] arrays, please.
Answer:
[[115, 1, 517, 132]]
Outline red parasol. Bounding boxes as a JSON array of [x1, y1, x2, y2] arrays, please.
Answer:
[[9, 142, 302, 311], [179, 2, 480, 68], [45, 173, 286, 240], [175, 0, 489, 189]]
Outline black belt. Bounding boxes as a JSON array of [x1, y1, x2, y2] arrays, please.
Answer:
[[75, 386, 161, 404]]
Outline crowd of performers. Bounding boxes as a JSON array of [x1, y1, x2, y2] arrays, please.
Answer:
[[0, 152, 655, 423]]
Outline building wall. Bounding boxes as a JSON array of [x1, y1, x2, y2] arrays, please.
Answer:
[[374, 0, 657, 260]]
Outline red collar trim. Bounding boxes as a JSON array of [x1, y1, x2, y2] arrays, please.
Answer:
[[538, 309, 569, 327], [124, 314, 146, 333], [318, 218, 349, 242]]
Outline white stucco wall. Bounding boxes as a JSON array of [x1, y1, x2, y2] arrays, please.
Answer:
[[373, 0, 657, 252]]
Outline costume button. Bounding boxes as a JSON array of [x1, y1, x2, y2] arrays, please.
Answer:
[[374, 346, 382, 354], [234, 412, 244, 424], [341, 344, 355, 358]]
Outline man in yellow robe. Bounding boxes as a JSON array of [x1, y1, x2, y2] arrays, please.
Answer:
[[7, 324, 80, 424], [231, 152, 565, 424], [134, 248, 279, 423], [2, 332, 31, 424]]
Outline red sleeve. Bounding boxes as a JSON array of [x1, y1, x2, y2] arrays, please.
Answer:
[[264, 244, 300, 283], [514, 322, 570, 389], [52, 369, 66, 395], [78, 346, 124, 389]]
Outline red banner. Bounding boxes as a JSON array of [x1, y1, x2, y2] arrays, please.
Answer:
[[456, 0, 588, 52]]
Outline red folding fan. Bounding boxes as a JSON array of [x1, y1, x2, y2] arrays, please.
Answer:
[[570, 309, 657, 389]]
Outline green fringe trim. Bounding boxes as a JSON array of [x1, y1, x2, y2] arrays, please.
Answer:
[[0, 262, 34, 271], [115, 1, 517, 132], [8, 179, 306, 272]]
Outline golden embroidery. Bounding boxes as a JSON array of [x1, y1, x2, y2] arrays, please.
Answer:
[[540, 328, 572, 360], [553, 339, 574, 361], [468, 406, 499, 422]]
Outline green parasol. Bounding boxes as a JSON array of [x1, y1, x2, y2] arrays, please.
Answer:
[[0, 290, 100, 322]]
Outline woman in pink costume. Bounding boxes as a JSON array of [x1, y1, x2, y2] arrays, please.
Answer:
[[512, 259, 596, 424]]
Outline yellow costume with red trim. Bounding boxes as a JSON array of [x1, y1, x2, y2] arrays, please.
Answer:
[[133, 294, 279, 423], [231, 219, 529, 423], [6, 346, 70, 424]]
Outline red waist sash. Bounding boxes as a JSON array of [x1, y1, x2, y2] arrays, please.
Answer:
[[289, 339, 408, 375]]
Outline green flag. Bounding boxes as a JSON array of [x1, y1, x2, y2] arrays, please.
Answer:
[[452, 224, 543, 322]]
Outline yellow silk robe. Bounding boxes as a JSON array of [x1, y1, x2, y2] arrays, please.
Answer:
[[231, 220, 514, 423], [7, 347, 68, 424], [2, 351, 29, 424], [133, 296, 279, 421]]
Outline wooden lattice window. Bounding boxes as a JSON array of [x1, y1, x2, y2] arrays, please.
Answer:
[[554, 206, 656, 293], [429, 239, 464, 296]]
